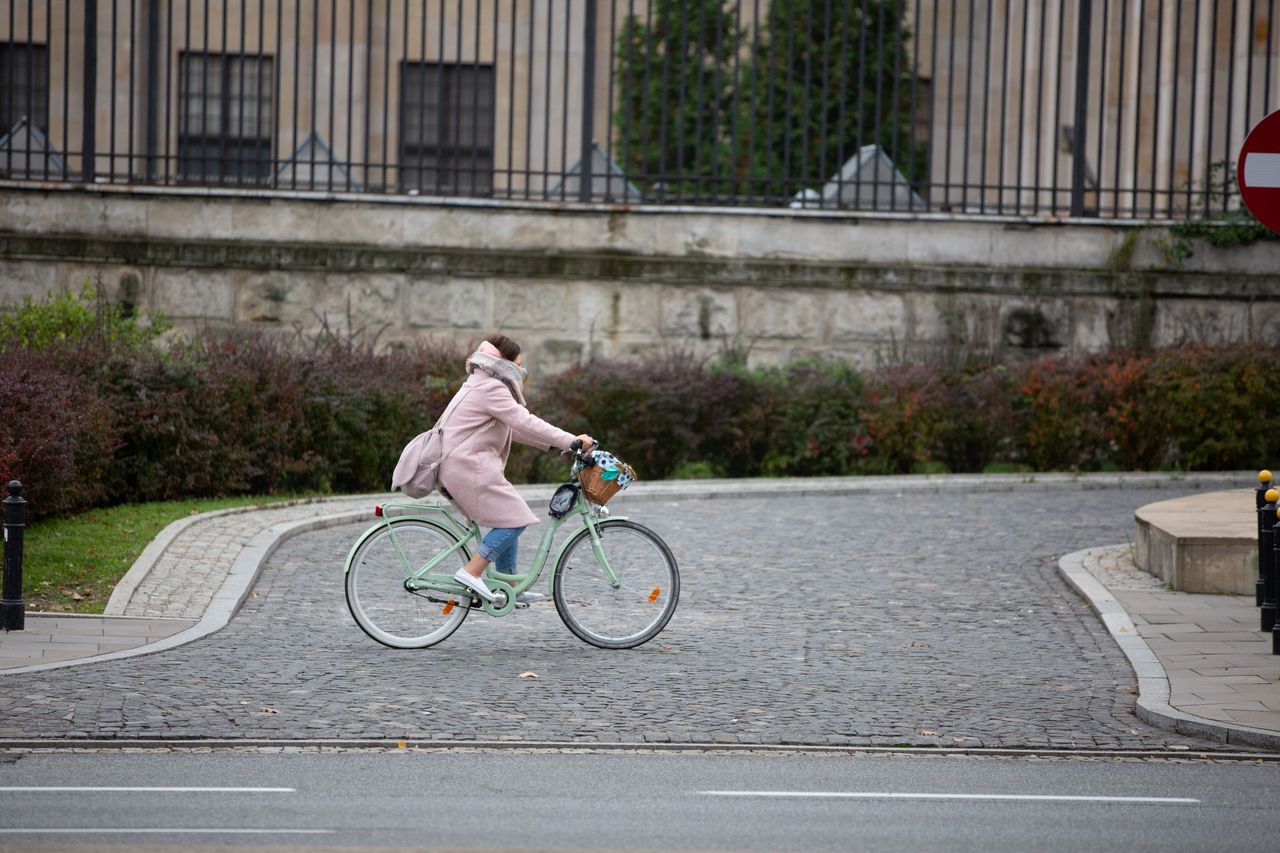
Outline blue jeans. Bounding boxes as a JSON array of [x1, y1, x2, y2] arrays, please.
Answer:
[[478, 526, 526, 575]]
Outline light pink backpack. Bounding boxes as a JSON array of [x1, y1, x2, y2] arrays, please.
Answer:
[[390, 387, 494, 498]]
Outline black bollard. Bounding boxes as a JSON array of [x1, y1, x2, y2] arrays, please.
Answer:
[[1267, 502, 1280, 634], [1258, 471, 1274, 607], [1, 481, 25, 632]]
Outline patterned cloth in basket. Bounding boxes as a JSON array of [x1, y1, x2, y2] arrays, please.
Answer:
[[574, 449, 637, 505]]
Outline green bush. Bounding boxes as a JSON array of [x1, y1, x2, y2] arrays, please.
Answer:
[[1140, 345, 1278, 470], [755, 358, 867, 476], [0, 281, 166, 352], [1, 285, 1276, 521]]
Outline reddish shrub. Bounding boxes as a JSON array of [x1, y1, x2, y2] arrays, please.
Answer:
[[1011, 355, 1111, 471], [0, 349, 117, 518]]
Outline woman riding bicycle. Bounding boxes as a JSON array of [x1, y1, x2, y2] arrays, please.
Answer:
[[438, 334, 593, 605]]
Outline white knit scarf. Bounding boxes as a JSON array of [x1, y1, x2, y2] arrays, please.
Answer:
[[466, 350, 528, 406]]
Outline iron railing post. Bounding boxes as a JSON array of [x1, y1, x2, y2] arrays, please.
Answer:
[[1, 481, 26, 632], [82, 0, 98, 183], [144, 0, 160, 181], [1070, 0, 1093, 217], [579, 0, 598, 202]]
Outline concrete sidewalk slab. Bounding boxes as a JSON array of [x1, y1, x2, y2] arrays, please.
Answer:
[[0, 614, 196, 670], [1059, 545, 1280, 750]]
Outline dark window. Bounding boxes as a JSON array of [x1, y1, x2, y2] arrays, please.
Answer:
[[399, 62, 494, 195], [0, 42, 49, 134], [178, 52, 274, 185]]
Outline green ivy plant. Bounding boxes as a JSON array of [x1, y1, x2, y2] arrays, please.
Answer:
[[1161, 159, 1279, 251]]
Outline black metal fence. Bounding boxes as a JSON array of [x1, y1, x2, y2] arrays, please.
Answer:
[[0, 1, 1276, 219]]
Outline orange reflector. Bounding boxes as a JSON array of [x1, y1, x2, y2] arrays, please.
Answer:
[[442, 599, 456, 615], [648, 587, 661, 602]]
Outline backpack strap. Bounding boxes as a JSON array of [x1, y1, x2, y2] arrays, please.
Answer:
[[428, 385, 496, 473]]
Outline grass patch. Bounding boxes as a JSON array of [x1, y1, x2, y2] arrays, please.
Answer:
[[22, 494, 321, 614], [981, 462, 1035, 475]]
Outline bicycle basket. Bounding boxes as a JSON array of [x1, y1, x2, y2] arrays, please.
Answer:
[[577, 450, 637, 506]]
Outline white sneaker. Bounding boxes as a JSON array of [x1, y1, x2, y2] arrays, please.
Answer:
[[514, 591, 546, 609], [453, 569, 498, 604]]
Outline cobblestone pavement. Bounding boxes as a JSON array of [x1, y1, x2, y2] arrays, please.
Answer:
[[0, 488, 1235, 749]]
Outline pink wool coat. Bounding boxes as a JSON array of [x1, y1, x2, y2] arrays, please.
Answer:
[[436, 372, 576, 528]]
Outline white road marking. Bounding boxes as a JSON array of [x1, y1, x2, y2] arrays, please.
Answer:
[[1244, 152, 1280, 188], [0, 828, 332, 835], [700, 791, 1199, 805], [0, 786, 295, 793]]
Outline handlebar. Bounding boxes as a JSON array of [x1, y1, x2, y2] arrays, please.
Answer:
[[569, 438, 596, 467]]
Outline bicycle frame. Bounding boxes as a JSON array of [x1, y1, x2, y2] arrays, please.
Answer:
[[342, 490, 627, 616]]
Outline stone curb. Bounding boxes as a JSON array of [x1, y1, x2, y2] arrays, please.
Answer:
[[0, 738, 1274, 760], [1058, 546, 1280, 752], [104, 497, 365, 615], [5, 471, 1251, 679]]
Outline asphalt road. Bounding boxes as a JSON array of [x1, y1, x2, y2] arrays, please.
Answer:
[[0, 749, 1277, 852]]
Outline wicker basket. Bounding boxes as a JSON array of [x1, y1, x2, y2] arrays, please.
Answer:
[[579, 464, 629, 505]]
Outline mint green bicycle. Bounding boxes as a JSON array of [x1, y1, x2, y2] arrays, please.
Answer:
[[344, 444, 680, 649]]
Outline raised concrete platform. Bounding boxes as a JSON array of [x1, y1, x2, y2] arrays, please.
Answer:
[[1134, 489, 1256, 595]]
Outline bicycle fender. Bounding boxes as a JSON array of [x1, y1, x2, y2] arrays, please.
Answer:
[[343, 518, 394, 575], [342, 517, 469, 574]]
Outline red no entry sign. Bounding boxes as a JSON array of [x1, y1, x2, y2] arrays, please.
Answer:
[[1238, 110, 1280, 234]]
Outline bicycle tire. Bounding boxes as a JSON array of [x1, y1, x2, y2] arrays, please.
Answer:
[[552, 519, 679, 649], [345, 518, 471, 649]]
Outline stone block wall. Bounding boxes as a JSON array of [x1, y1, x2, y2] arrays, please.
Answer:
[[2, 184, 1279, 375]]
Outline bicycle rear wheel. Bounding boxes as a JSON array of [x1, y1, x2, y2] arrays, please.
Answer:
[[553, 520, 679, 649], [345, 519, 471, 649]]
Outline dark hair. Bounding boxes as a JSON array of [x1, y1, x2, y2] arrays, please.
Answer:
[[485, 333, 521, 362]]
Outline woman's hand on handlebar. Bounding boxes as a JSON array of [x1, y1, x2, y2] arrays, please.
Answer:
[[569, 435, 596, 456]]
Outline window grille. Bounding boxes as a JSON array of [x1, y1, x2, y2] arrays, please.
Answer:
[[178, 52, 274, 185], [0, 42, 49, 134], [399, 62, 495, 195]]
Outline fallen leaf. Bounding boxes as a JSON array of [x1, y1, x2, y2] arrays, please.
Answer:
[[518, 672, 539, 679], [259, 706, 279, 714], [918, 729, 939, 736]]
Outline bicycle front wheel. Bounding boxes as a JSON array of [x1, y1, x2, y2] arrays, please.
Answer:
[[345, 519, 471, 649], [553, 520, 679, 649]]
